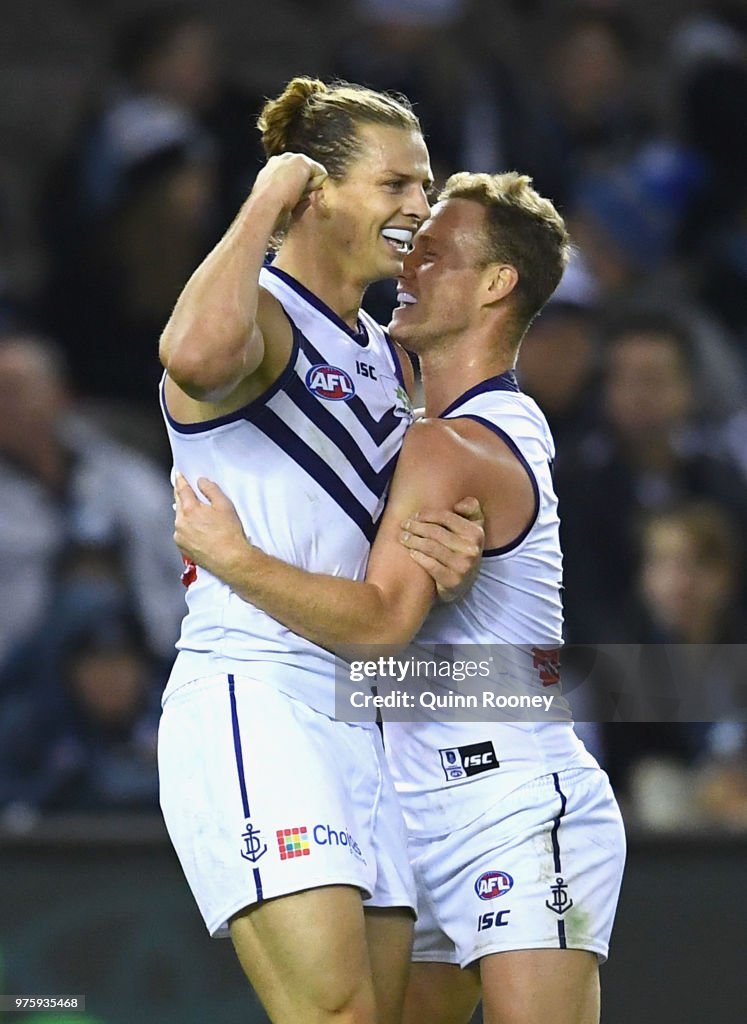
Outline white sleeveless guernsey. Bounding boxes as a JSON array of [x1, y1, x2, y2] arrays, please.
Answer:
[[382, 372, 597, 835], [161, 265, 412, 718]]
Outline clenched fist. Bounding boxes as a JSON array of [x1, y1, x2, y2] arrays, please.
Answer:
[[251, 152, 328, 215]]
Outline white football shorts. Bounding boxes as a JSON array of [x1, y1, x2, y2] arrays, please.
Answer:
[[158, 673, 415, 937], [409, 766, 625, 967]]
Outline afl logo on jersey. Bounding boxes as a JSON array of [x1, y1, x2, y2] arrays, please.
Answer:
[[305, 364, 356, 401], [475, 871, 514, 900]]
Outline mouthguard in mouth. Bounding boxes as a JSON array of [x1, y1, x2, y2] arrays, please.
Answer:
[[381, 227, 414, 253]]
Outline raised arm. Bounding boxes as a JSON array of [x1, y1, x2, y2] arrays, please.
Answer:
[[159, 154, 327, 403], [173, 417, 531, 655]]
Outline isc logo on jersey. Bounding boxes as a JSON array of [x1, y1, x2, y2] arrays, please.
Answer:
[[475, 871, 514, 900], [306, 364, 355, 401]]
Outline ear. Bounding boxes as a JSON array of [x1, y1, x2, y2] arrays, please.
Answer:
[[291, 179, 330, 224], [483, 264, 519, 305], [306, 177, 332, 217]]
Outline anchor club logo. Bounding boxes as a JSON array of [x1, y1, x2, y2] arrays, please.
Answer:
[[545, 876, 574, 914], [240, 822, 267, 863]]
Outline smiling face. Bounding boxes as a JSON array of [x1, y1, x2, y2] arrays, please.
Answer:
[[320, 123, 433, 286], [389, 198, 492, 351]]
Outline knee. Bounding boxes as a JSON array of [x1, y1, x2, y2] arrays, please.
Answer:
[[316, 983, 376, 1024]]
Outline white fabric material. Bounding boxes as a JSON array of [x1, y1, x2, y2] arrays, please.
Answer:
[[161, 266, 411, 718], [383, 382, 597, 836], [409, 767, 625, 966], [158, 673, 415, 936]]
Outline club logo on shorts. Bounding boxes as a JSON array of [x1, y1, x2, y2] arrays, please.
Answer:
[[305, 364, 356, 401], [475, 870, 514, 900], [240, 821, 267, 863], [276, 826, 311, 860], [545, 877, 574, 914], [439, 741, 499, 782]]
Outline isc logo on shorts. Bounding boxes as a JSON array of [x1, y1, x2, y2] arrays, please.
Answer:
[[305, 364, 356, 401], [439, 741, 499, 781], [475, 870, 514, 900]]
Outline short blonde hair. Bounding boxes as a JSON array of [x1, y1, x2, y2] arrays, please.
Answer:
[[258, 77, 421, 180], [440, 172, 570, 328]]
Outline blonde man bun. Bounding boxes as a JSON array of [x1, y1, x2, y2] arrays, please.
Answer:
[[256, 77, 421, 180], [258, 77, 329, 158]]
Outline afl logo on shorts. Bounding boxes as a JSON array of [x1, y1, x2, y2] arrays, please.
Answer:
[[475, 871, 514, 900], [305, 364, 355, 401]]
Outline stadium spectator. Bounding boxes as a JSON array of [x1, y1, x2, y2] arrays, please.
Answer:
[[0, 333, 184, 671], [517, 296, 601, 449], [695, 190, 747, 345], [695, 721, 747, 831], [40, 4, 264, 403], [556, 308, 747, 642], [670, 3, 747, 224], [59, 114, 217, 402], [636, 500, 745, 646], [538, 6, 652, 205], [53, 3, 261, 225], [567, 142, 707, 302], [331, 0, 555, 185], [0, 584, 161, 814], [598, 501, 747, 829]]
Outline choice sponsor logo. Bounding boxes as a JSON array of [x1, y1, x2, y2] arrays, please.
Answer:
[[313, 823, 366, 863], [475, 870, 514, 900], [305, 364, 355, 401], [277, 823, 366, 864], [276, 826, 310, 860]]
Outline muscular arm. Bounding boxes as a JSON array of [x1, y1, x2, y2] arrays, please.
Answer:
[[174, 418, 531, 654], [159, 154, 327, 403]]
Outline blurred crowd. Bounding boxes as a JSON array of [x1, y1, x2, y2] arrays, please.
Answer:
[[1, 0, 746, 831]]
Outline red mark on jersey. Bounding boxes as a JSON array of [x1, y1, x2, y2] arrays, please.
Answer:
[[531, 647, 561, 687], [181, 556, 197, 588]]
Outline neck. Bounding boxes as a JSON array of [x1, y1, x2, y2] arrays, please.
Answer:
[[273, 231, 368, 330], [420, 329, 515, 418]]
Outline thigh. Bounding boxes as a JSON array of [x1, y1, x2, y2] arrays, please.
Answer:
[[402, 962, 481, 1024], [364, 906, 414, 1024], [480, 948, 599, 1024], [159, 675, 379, 937], [230, 884, 376, 1024]]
